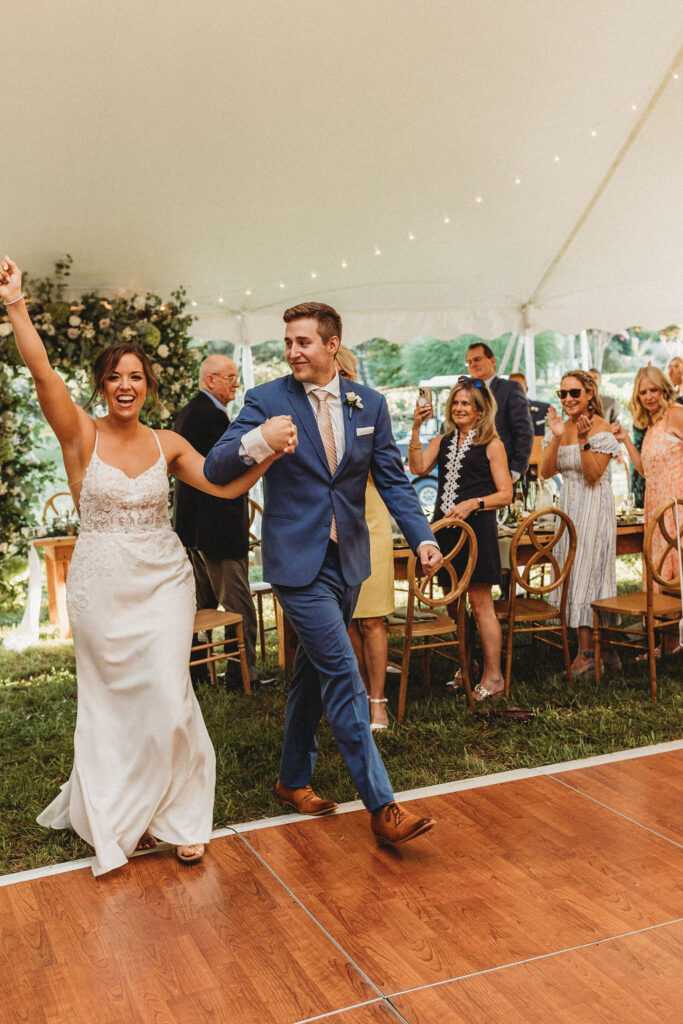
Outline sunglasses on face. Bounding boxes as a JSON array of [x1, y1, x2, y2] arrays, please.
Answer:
[[557, 388, 585, 399]]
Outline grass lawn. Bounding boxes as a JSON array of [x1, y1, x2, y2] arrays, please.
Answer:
[[1, 609, 680, 877]]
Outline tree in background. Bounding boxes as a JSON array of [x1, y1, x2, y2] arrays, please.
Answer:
[[354, 338, 408, 387]]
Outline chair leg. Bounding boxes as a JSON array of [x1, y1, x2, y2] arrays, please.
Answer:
[[593, 612, 601, 689], [207, 630, 217, 686], [397, 637, 412, 723], [647, 612, 658, 702], [562, 613, 573, 689], [458, 600, 475, 709], [235, 621, 251, 695], [504, 613, 514, 698], [256, 591, 266, 659]]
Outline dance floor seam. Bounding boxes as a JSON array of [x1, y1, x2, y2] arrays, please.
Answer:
[[546, 772, 683, 849]]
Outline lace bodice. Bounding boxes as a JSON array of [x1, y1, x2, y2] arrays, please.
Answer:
[[79, 435, 171, 534]]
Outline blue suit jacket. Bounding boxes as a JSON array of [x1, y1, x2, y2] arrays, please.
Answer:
[[488, 377, 534, 478], [204, 374, 436, 588]]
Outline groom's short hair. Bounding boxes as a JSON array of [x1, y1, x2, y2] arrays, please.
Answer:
[[283, 302, 342, 343]]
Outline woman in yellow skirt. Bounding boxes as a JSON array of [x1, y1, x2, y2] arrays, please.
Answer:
[[336, 348, 395, 731]]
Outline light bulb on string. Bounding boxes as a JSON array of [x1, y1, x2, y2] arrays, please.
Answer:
[[554, 155, 560, 162], [218, 297, 224, 304], [374, 247, 381, 256], [279, 281, 285, 289], [514, 176, 521, 184], [311, 271, 317, 278], [408, 232, 415, 240], [341, 259, 348, 268], [475, 196, 482, 203], [673, 72, 679, 80], [443, 215, 450, 224], [631, 103, 637, 110], [590, 129, 597, 137]]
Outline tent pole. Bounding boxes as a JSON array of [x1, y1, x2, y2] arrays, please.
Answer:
[[498, 332, 518, 376], [579, 330, 591, 370], [523, 333, 537, 398]]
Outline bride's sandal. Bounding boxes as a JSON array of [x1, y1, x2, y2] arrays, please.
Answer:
[[176, 843, 205, 864], [369, 697, 389, 732]]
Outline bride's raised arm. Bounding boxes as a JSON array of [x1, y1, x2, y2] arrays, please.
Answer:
[[0, 257, 91, 453]]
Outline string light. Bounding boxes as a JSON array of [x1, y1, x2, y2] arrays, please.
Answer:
[[590, 129, 597, 136], [311, 271, 317, 278], [554, 155, 560, 162], [245, 288, 252, 296], [673, 73, 679, 80], [279, 281, 285, 288], [475, 196, 482, 203], [341, 259, 348, 268], [408, 232, 415, 240], [631, 103, 638, 110], [443, 215, 450, 224], [514, 176, 521, 184], [218, 297, 224, 304], [159, 304, 165, 311], [374, 246, 381, 256], [191, 300, 197, 307]]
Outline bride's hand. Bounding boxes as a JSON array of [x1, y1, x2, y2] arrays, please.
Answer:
[[262, 415, 298, 453], [0, 256, 23, 303]]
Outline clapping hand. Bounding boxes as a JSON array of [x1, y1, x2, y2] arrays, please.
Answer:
[[262, 415, 298, 454], [576, 414, 592, 440], [0, 256, 22, 303], [547, 406, 565, 438]]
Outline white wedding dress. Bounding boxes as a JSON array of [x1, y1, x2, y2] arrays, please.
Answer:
[[37, 430, 216, 876]]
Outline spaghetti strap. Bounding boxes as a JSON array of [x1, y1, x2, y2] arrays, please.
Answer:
[[151, 429, 164, 457]]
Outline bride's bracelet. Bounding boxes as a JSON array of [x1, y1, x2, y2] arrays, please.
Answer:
[[2, 294, 25, 307]]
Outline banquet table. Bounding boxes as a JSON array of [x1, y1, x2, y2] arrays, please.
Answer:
[[33, 535, 77, 639], [392, 520, 645, 580]]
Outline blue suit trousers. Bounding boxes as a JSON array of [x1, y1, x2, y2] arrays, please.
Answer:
[[272, 543, 394, 813]]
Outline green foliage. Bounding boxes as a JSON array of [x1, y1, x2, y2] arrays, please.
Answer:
[[356, 337, 409, 387], [401, 335, 465, 379], [0, 257, 202, 611]]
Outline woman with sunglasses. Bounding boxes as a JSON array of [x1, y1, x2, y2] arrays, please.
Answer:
[[540, 370, 620, 676], [612, 366, 683, 656], [410, 378, 513, 701]]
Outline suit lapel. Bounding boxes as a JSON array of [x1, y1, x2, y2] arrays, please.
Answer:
[[286, 376, 330, 472], [335, 376, 356, 477]]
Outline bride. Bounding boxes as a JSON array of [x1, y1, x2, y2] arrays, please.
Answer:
[[0, 256, 297, 876]]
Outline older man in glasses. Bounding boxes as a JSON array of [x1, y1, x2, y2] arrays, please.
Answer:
[[173, 354, 267, 689]]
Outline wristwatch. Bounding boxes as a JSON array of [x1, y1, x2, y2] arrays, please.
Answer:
[[581, 442, 591, 451], [478, 498, 485, 510]]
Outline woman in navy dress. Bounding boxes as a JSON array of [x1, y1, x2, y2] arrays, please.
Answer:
[[409, 378, 513, 700]]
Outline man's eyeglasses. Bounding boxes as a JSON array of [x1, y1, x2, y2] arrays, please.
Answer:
[[212, 373, 239, 384], [457, 376, 484, 388], [557, 388, 584, 399]]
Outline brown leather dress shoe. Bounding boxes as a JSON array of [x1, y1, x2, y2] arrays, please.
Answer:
[[371, 801, 436, 846], [274, 781, 338, 816]]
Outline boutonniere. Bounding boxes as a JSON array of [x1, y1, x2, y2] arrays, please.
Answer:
[[343, 391, 363, 419]]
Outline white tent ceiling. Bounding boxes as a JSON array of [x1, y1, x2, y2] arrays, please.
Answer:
[[4, 1, 683, 347]]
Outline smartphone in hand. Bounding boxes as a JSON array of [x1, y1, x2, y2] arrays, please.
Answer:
[[417, 386, 432, 411]]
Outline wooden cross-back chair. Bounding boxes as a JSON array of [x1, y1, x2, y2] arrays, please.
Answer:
[[386, 518, 477, 721], [592, 498, 682, 701], [247, 497, 277, 658], [42, 492, 76, 523], [494, 508, 577, 695]]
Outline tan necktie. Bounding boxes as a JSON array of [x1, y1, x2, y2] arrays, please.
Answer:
[[314, 389, 338, 543]]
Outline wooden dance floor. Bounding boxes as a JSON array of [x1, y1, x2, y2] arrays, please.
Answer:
[[2, 744, 682, 1023]]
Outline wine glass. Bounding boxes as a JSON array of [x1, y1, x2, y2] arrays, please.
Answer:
[[624, 492, 635, 514]]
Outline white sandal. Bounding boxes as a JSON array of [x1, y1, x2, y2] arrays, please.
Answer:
[[369, 697, 389, 732]]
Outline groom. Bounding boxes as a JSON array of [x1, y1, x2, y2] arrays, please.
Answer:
[[204, 302, 442, 845]]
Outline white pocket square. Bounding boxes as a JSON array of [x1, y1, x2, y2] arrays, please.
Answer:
[[356, 426, 374, 435]]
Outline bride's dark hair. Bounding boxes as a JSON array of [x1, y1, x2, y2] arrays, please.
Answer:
[[85, 344, 160, 410]]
